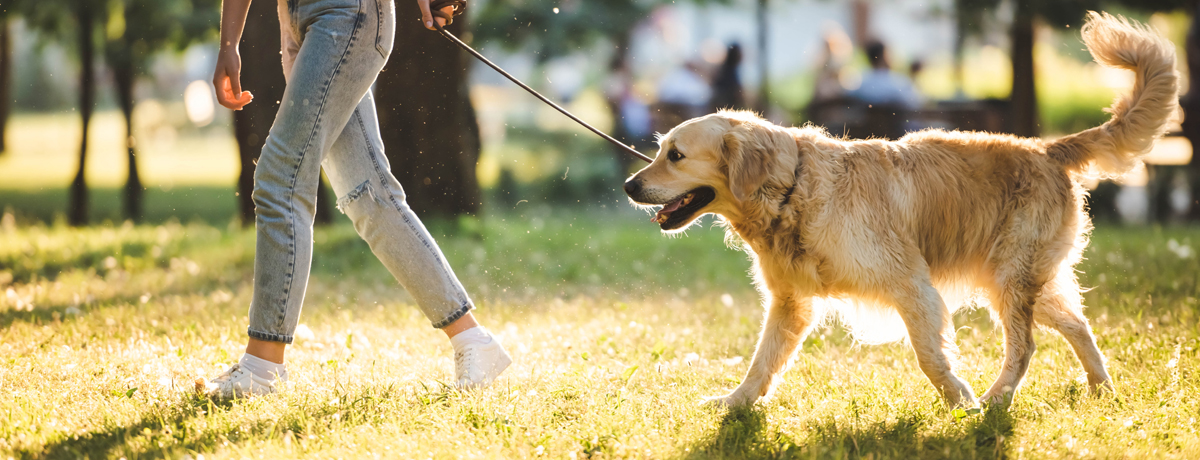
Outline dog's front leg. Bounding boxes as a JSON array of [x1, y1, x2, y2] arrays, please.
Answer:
[[707, 293, 818, 408]]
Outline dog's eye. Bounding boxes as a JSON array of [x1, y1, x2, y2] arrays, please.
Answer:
[[667, 149, 684, 162]]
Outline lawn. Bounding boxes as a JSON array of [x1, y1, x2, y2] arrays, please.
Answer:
[[0, 208, 1198, 459]]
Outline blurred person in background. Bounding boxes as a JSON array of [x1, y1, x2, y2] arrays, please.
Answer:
[[811, 26, 853, 105], [849, 40, 922, 110], [606, 53, 653, 171], [202, 0, 511, 398], [653, 59, 711, 134], [709, 43, 746, 111]]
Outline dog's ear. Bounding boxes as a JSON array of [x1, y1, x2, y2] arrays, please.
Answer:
[[723, 124, 773, 202]]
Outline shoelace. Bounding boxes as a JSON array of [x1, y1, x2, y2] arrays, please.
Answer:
[[455, 347, 478, 381], [212, 364, 245, 384]]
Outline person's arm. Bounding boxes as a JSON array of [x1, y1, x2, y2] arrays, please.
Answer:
[[214, 0, 255, 110]]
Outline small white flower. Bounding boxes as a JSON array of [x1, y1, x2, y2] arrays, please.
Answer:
[[294, 324, 316, 342]]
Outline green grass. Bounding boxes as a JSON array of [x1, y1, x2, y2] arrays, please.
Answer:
[[0, 187, 242, 227], [1, 209, 1198, 459]]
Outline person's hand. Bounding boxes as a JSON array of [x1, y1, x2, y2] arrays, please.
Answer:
[[417, 0, 455, 30], [213, 47, 253, 111]]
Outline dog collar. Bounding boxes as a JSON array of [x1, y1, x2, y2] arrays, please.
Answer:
[[776, 143, 803, 212], [766, 143, 804, 231]]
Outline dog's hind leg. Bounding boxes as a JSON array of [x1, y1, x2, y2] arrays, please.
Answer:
[[707, 293, 819, 407], [889, 276, 977, 407], [979, 271, 1041, 405], [1033, 271, 1112, 392]]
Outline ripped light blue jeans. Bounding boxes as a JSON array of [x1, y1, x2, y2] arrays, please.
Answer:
[[248, 0, 473, 344]]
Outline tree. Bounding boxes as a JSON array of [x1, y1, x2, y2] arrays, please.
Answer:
[[1182, 3, 1200, 220], [960, 0, 1100, 137], [103, 0, 220, 223], [18, 0, 106, 225], [71, 2, 95, 226], [0, 18, 10, 156], [953, 0, 1200, 138], [755, 0, 770, 113], [374, 3, 483, 218], [231, 0, 283, 226], [1008, 0, 1040, 137]]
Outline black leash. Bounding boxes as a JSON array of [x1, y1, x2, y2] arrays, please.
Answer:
[[427, 1, 653, 164]]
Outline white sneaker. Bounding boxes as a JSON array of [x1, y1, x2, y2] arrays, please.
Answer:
[[454, 339, 512, 389], [196, 363, 277, 399]]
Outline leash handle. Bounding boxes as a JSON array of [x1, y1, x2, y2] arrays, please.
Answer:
[[428, 0, 465, 25], [430, 18, 653, 164]]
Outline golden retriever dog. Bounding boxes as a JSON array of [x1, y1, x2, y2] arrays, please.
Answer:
[[624, 12, 1177, 407]]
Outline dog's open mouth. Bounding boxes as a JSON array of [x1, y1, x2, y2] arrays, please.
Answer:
[[652, 187, 716, 230]]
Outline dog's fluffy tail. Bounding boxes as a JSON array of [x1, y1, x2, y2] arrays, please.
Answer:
[[1047, 11, 1178, 176]]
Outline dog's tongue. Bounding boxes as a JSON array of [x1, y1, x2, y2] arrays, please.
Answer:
[[653, 198, 685, 223]]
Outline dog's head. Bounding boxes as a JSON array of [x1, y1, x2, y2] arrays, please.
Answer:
[[624, 111, 798, 232]]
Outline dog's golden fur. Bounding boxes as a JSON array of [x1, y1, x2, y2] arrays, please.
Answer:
[[624, 12, 1178, 407]]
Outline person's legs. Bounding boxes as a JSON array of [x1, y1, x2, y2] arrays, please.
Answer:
[[322, 91, 474, 328], [204, 0, 391, 397], [245, 0, 390, 348], [207, 0, 507, 397], [322, 90, 510, 386]]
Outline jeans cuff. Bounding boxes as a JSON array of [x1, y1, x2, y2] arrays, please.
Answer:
[[431, 301, 473, 329], [248, 327, 295, 345]]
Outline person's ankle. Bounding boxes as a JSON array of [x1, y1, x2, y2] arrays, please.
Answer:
[[245, 337, 287, 363], [450, 326, 492, 350], [442, 313, 481, 339], [239, 353, 288, 382]]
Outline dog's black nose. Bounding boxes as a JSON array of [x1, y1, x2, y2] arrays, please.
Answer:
[[623, 180, 641, 196]]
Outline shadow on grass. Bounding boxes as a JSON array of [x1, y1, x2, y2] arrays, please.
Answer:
[[0, 278, 247, 329], [0, 187, 241, 226], [14, 395, 245, 460], [683, 403, 1016, 460], [14, 383, 459, 460]]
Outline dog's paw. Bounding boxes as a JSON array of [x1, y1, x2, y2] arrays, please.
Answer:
[[702, 393, 755, 409], [1088, 379, 1114, 396], [978, 391, 1014, 407]]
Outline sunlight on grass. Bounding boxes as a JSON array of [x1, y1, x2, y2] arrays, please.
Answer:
[[0, 214, 1198, 459]]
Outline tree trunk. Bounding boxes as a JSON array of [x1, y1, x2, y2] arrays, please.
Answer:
[[233, 0, 285, 226], [69, 4, 95, 226], [0, 20, 10, 155], [755, 0, 770, 114], [1009, 0, 1038, 137], [850, 0, 870, 46], [375, 6, 481, 219], [953, 2, 968, 98], [315, 175, 333, 225], [113, 55, 142, 223], [1183, 4, 1200, 221]]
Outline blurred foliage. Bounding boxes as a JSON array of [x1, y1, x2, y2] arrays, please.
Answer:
[[487, 126, 627, 208], [954, 0, 1193, 32], [10, 0, 219, 70], [474, 0, 726, 61], [474, 0, 652, 61], [11, 0, 217, 44], [103, 0, 221, 73]]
